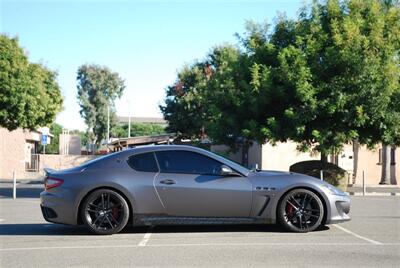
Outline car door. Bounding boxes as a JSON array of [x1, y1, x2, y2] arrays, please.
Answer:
[[126, 152, 166, 214], [154, 150, 252, 217]]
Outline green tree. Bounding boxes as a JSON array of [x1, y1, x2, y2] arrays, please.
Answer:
[[251, 0, 400, 163], [77, 64, 125, 146], [110, 124, 127, 138], [0, 35, 63, 130], [39, 123, 63, 154], [205, 45, 257, 165], [160, 0, 400, 171], [160, 62, 211, 140], [206, 21, 300, 165], [129, 123, 166, 137], [161, 41, 268, 165], [112, 123, 166, 137]]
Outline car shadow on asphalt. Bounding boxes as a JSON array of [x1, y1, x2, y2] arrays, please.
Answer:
[[123, 224, 330, 234], [0, 223, 329, 236], [0, 224, 92, 236]]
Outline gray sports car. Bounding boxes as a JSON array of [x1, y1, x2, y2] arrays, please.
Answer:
[[40, 145, 350, 234]]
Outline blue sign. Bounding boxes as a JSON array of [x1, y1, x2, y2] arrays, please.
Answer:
[[41, 134, 48, 145]]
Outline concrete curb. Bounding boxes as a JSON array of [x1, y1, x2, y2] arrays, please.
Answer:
[[347, 185, 400, 196], [347, 192, 398, 196], [0, 179, 43, 184]]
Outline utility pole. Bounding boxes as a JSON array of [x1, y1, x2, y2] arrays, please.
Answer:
[[128, 100, 131, 138], [107, 104, 110, 153]]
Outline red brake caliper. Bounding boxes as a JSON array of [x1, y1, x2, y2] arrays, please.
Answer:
[[286, 203, 294, 218], [112, 205, 119, 220]]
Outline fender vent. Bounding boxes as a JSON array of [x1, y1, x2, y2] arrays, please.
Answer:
[[258, 197, 270, 216]]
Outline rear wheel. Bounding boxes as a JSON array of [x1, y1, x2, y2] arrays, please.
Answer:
[[81, 189, 129, 235], [278, 189, 324, 232]]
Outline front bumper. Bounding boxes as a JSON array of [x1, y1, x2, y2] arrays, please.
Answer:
[[326, 194, 351, 224], [40, 190, 78, 225]]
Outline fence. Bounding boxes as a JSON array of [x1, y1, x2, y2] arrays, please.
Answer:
[[25, 154, 40, 172]]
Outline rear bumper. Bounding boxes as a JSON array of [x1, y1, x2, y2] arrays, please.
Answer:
[[41, 205, 58, 220], [40, 190, 78, 225], [326, 194, 351, 224]]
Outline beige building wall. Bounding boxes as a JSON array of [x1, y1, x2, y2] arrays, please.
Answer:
[[59, 134, 81, 155], [69, 135, 82, 155], [40, 155, 98, 171], [353, 145, 399, 186], [261, 142, 320, 171], [211, 142, 316, 171], [0, 128, 35, 179], [0, 127, 97, 180]]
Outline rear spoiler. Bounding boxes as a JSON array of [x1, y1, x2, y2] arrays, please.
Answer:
[[43, 168, 56, 176]]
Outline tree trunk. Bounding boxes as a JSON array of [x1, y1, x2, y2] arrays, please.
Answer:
[[380, 144, 391, 185], [352, 140, 359, 185], [319, 152, 328, 175], [320, 153, 328, 163], [391, 148, 397, 185], [241, 142, 249, 168]]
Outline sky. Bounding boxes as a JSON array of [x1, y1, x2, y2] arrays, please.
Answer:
[[1, 0, 303, 131]]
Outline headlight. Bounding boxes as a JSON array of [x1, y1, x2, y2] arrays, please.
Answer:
[[322, 184, 347, 196]]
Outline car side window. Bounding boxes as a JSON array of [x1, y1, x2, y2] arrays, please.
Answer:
[[155, 150, 223, 175], [127, 152, 159, 172]]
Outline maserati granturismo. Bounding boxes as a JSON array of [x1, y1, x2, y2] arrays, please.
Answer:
[[40, 145, 350, 234]]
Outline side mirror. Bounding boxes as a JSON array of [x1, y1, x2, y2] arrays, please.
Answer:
[[220, 165, 235, 176]]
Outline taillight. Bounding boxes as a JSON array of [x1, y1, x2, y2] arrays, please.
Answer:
[[45, 177, 64, 190]]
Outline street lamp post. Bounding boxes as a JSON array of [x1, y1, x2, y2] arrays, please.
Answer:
[[107, 104, 110, 153], [128, 100, 131, 138]]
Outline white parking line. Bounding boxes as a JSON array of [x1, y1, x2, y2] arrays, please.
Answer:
[[333, 224, 382, 245], [138, 227, 153, 247], [1, 242, 398, 252]]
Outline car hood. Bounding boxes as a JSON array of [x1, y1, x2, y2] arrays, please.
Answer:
[[254, 170, 293, 177], [250, 170, 339, 187], [250, 170, 294, 177], [249, 170, 323, 183]]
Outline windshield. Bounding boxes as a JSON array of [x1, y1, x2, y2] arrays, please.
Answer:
[[210, 151, 251, 172]]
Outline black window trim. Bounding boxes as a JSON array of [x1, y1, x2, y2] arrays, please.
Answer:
[[154, 150, 245, 177]]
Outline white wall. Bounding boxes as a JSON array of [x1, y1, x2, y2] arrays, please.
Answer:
[[261, 142, 320, 171]]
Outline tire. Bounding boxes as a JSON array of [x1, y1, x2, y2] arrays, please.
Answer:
[[277, 188, 324, 233], [81, 189, 130, 235]]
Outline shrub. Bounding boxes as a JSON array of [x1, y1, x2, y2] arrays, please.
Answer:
[[289, 160, 348, 191]]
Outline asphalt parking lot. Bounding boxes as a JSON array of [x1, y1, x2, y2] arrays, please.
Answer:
[[0, 183, 399, 267]]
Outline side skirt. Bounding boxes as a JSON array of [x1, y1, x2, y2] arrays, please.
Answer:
[[133, 214, 272, 226]]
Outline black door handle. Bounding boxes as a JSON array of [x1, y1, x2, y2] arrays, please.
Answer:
[[159, 179, 176, 185]]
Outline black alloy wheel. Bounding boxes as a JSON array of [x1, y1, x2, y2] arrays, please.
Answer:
[[278, 189, 324, 232], [81, 189, 129, 235]]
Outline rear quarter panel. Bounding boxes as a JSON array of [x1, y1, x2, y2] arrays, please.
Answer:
[[69, 157, 165, 224]]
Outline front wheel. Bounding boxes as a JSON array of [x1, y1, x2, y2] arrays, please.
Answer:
[[277, 189, 324, 232], [81, 189, 129, 235]]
